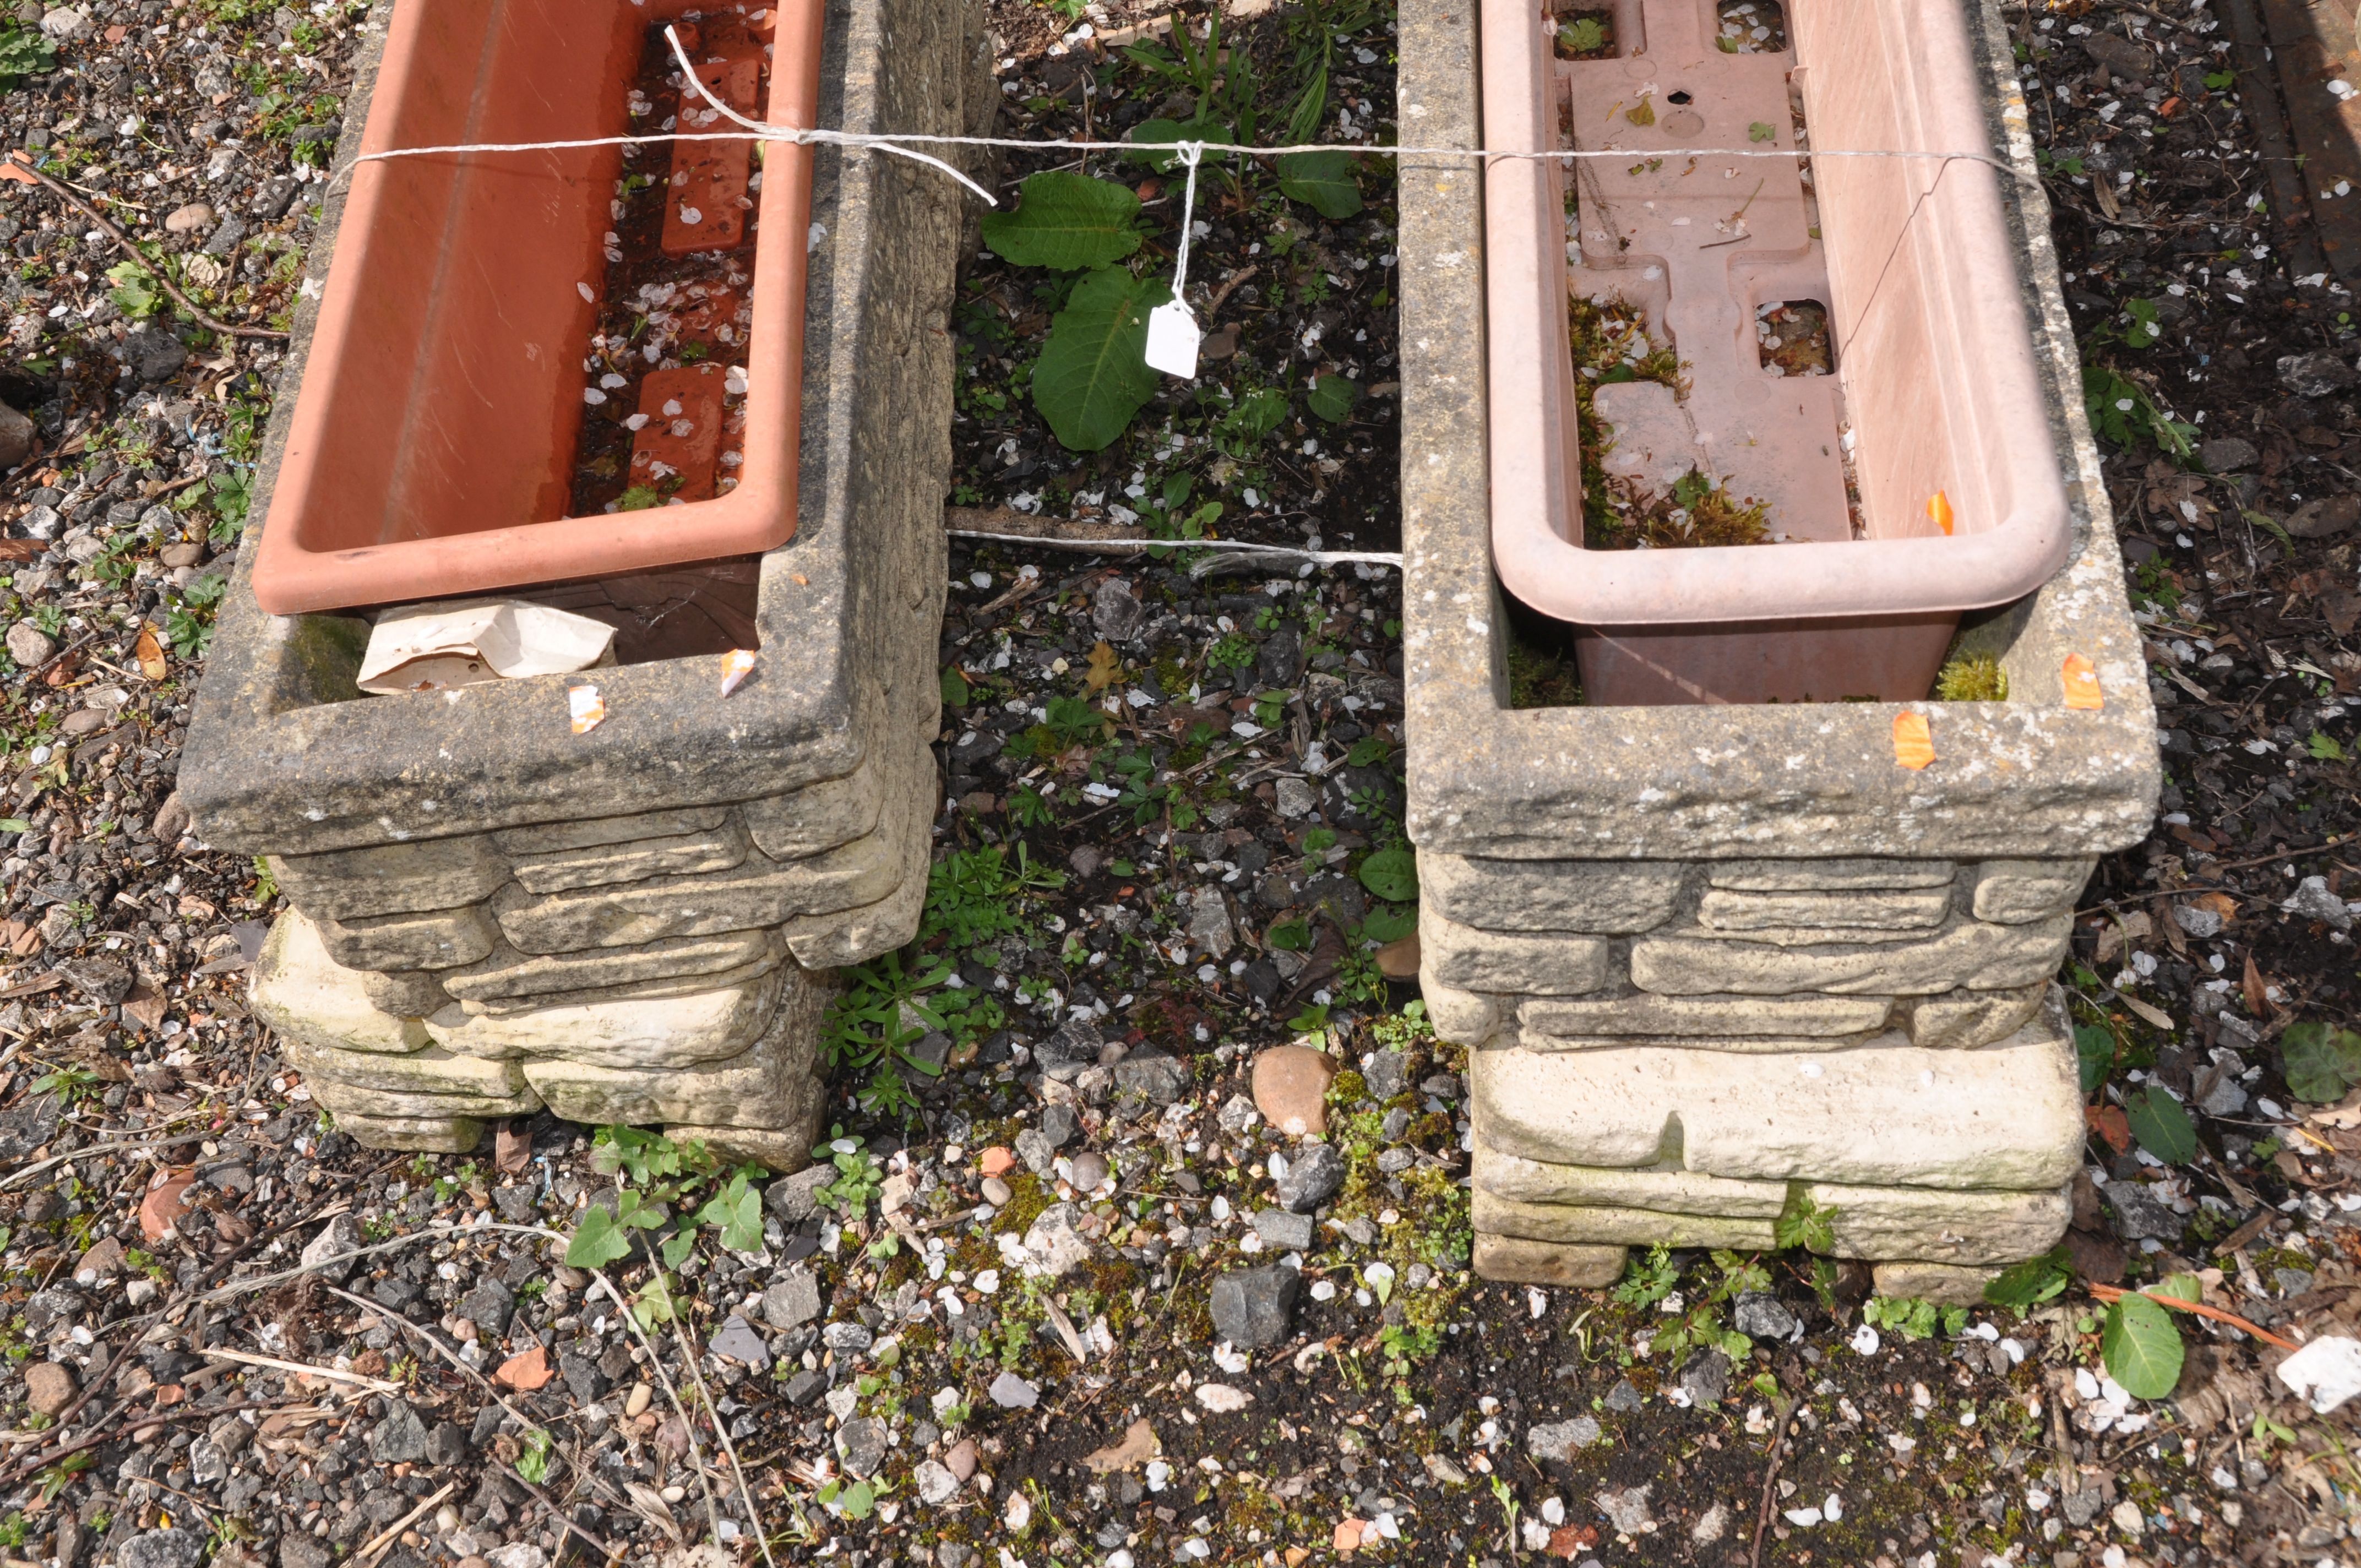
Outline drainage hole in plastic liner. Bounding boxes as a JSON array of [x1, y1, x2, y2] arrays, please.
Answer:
[[1716, 0, 1787, 53], [1552, 8, 1617, 59], [1755, 300, 1832, 379]]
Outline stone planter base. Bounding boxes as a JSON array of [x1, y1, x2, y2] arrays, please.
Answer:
[[255, 910, 828, 1166]]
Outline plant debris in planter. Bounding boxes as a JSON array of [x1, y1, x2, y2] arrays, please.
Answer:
[[1565, 292, 1774, 550]]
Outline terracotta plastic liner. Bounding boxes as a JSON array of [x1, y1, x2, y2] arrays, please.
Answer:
[[251, 0, 825, 615]]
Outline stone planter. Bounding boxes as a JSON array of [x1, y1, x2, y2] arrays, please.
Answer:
[[1400, 0, 2159, 1293], [1481, 0, 2075, 704], [180, 0, 995, 1160], [250, 0, 831, 614]]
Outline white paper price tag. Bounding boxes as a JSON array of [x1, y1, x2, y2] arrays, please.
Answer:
[[1144, 299, 1201, 379]]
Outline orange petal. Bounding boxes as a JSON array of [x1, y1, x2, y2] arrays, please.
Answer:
[[1892, 711, 1935, 771], [1927, 490, 1955, 536], [2061, 652, 2103, 710], [569, 684, 606, 734]]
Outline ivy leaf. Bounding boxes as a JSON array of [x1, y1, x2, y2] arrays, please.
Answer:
[[1357, 847, 1419, 903], [2280, 1022, 2361, 1103], [1276, 150, 1363, 219], [1032, 268, 1171, 453], [981, 172, 1144, 271], [2100, 1291, 2184, 1400], [1306, 374, 1362, 424], [2125, 1085, 2197, 1164], [565, 1205, 631, 1269]]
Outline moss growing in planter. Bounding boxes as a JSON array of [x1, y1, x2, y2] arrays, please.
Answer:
[[1936, 652, 2011, 701], [1565, 294, 1772, 551]]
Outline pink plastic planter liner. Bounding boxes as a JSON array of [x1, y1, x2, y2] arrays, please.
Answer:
[[250, 0, 824, 616], [1480, 0, 2073, 703]]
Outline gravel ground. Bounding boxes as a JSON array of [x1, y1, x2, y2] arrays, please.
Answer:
[[5, 1, 2361, 1567]]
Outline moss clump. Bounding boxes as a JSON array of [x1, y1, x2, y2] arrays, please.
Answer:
[[1508, 632, 1585, 709], [1936, 652, 2009, 701], [1566, 294, 1772, 550]]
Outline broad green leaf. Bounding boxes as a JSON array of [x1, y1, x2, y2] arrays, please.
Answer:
[[565, 1205, 630, 1269], [660, 1229, 697, 1268], [1983, 1248, 2072, 1311], [0, 818, 26, 834], [2280, 1022, 2361, 1103], [2101, 1292, 2184, 1400], [980, 172, 1144, 271], [1307, 374, 1362, 424], [1277, 150, 1363, 219], [1357, 847, 1418, 903], [1032, 268, 1171, 452], [1124, 116, 1230, 173], [2144, 1273, 2203, 1304], [2125, 1085, 2197, 1164], [1358, 906, 1416, 944], [839, 1480, 876, 1520], [2074, 1024, 2117, 1097], [940, 666, 970, 708]]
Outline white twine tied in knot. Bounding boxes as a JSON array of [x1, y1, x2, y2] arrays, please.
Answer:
[[1144, 140, 1207, 380]]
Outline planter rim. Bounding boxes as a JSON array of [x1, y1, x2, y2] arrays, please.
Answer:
[[248, 0, 824, 614], [1480, 0, 2074, 627], [1395, 0, 2162, 862], [183, 0, 928, 857]]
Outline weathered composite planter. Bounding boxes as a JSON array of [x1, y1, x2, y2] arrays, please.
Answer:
[[181, 0, 994, 1159], [1400, 0, 2160, 1292], [1483, 0, 2075, 704], [249, 0, 826, 614]]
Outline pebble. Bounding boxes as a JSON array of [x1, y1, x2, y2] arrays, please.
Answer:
[[1070, 1150, 1110, 1190], [1251, 1044, 1337, 1136], [6, 622, 57, 668], [164, 202, 216, 234], [1209, 1264, 1300, 1348], [989, 1370, 1041, 1408], [760, 1267, 822, 1332], [945, 1436, 979, 1481], [980, 1175, 1014, 1207], [1271, 1141, 1345, 1213], [23, 1361, 75, 1415], [1527, 1415, 1601, 1463], [138, 1168, 198, 1243]]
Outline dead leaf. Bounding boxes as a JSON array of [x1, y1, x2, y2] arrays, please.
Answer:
[[2120, 993, 2174, 1031], [2194, 891, 2239, 923], [494, 1344, 554, 1391], [2243, 953, 2271, 1017], [1083, 1418, 1161, 1474], [134, 625, 167, 681], [496, 1121, 531, 1175], [2086, 1104, 2132, 1154], [1084, 639, 1122, 694]]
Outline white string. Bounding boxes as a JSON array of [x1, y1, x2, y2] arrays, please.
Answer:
[[945, 527, 1401, 567], [1170, 140, 1206, 299], [660, 24, 996, 204]]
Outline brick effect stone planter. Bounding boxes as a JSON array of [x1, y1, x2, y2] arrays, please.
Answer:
[[182, 0, 995, 1161], [1397, 0, 2160, 1297]]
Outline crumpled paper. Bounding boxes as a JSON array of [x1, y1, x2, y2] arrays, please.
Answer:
[[358, 599, 618, 695]]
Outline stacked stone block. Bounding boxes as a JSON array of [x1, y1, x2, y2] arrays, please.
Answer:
[[182, 0, 994, 1159], [1395, 0, 2161, 1297], [1420, 853, 2093, 1297]]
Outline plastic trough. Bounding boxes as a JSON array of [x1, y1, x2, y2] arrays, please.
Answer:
[[1480, 0, 2074, 703], [249, 0, 825, 615]]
